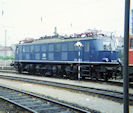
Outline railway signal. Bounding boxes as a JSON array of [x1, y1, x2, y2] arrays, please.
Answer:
[[74, 41, 83, 80]]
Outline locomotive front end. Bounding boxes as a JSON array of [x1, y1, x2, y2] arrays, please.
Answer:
[[86, 38, 122, 81], [101, 39, 119, 63]]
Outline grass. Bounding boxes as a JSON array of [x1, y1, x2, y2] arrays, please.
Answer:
[[0, 56, 14, 60]]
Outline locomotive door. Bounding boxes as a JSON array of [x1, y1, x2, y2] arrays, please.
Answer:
[[83, 41, 89, 61], [15, 46, 19, 60], [30, 45, 34, 60], [16, 46, 22, 60], [79, 46, 84, 61]]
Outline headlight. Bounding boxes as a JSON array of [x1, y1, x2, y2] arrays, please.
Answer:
[[117, 58, 121, 63], [102, 58, 109, 62]]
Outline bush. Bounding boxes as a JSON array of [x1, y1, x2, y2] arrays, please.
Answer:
[[0, 56, 3, 60], [0, 56, 14, 60]]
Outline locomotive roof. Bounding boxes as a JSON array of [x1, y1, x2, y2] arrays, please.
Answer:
[[18, 35, 111, 46]]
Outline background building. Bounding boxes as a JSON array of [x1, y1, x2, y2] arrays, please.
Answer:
[[0, 46, 13, 58]]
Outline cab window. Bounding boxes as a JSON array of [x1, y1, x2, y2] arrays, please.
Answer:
[[103, 41, 111, 50], [85, 41, 89, 51]]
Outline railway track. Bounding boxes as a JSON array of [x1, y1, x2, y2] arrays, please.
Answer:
[[0, 69, 132, 88], [0, 69, 18, 74], [0, 85, 91, 113], [0, 74, 133, 105], [84, 79, 133, 88]]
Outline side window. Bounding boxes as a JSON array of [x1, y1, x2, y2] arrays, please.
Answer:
[[35, 45, 40, 52], [48, 53, 54, 60], [62, 52, 67, 60], [25, 46, 30, 52], [62, 44, 67, 51], [68, 42, 74, 51], [131, 39, 133, 49], [26, 53, 30, 60], [85, 41, 90, 51], [49, 44, 54, 52], [22, 46, 25, 52], [35, 53, 40, 60], [41, 45, 47, 52], [30, 45, 34, 52], [56, 44, 61, 51]]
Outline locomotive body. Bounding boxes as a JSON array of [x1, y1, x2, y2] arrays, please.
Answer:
[[13, 35, 121, 81]]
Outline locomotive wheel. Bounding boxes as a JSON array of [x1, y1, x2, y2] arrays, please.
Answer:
[[44, 65, 52, 77], [68, 65, 78, 80], [65, 66, 71, 79], [40, 69, 46, 76], [56, 71, 63, 78], [69, 72, 78, 80], [28, 64, 35, 75], [18, 68, 22, 74], [81, 76, 86, 79], [90, 71, 98, 81], [45, 71, 52, 77], [52, 65, 58, 76], [69, 73, 76, 80], [103, 74, 108, 81], [28, 70, 33, 75], [91, 76, 97, 81], [55, 65, 63, 78], [18, 63, 23, 74]]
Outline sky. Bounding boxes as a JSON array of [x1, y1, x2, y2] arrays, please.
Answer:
[[0, 0, 132, 46]]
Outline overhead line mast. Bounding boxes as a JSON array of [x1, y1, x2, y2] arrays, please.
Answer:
[[123, 0, 130, 113]]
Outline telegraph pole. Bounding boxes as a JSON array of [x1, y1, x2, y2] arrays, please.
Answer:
[[123, 0, 130, 113], [4, 29, 7, 66], [5, 29, 7, 48]]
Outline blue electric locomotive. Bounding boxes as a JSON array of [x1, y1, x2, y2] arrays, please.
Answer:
[[13, 34, 122, 81]]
